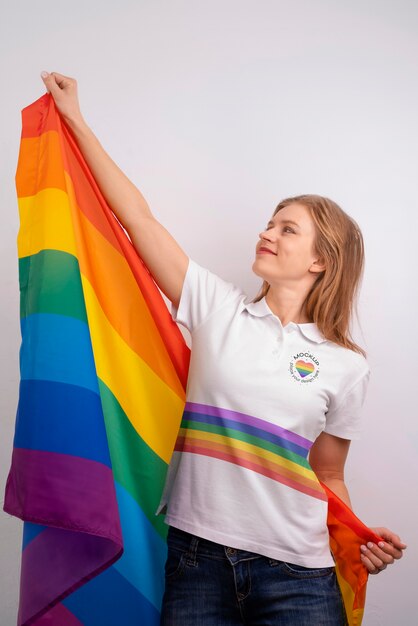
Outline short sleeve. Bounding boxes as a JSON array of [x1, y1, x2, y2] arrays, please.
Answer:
[[171, 257, 245, 333], [323, 367, 371, 440]]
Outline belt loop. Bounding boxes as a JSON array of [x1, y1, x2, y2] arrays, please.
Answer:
[[185, 534, 199, 567]]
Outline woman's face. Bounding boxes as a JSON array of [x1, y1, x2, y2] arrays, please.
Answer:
[[253, 202, 324, 284]]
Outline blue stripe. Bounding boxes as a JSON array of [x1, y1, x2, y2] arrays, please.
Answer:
[[22, 521, 47, 550], [62, 564, 161, 626], [14, 379, 111, 467], [183, 410, 308, 458], [113, 481, 167, 610], [20, 313, 99, 394]]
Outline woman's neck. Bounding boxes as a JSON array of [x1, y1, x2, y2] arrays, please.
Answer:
[[265, 291, 312, 326]]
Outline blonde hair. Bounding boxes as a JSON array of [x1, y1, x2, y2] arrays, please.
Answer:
[[252, 194, 367, 357]]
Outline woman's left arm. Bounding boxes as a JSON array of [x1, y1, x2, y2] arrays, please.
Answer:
[[309, 431, 407, 575]]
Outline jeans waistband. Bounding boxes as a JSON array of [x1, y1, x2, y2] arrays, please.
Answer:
[[167, 524, 266, 564]]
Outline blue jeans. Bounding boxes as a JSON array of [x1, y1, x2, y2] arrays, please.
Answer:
[[160, 525, 348, 626]]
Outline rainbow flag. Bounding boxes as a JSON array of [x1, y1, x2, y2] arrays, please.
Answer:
[[4, 93, 381, 626]]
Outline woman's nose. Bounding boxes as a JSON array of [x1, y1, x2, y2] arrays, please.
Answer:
[[259, 229, 275, 240]]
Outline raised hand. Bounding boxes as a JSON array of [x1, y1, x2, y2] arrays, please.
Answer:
[[40, 71, 84, 125]]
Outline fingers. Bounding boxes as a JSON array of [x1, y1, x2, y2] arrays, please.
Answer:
[[360, 544, 387, 574], [378, 529, 407, 550], [359, 527, 408, 576], [40, 71, 61, 96], [40, 71, 52, 93], [40, 71, 76, 95], [46, 71, 68, 82], [39, 71, 83, 123], [50, 71, 75, 90], [379, 542, 404, 560], [362, 541, 395, 562], [360, 537, 406, 575], [360, 551, 387, 575]]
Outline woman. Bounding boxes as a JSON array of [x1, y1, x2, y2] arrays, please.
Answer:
[[40, 71, 406, 626]]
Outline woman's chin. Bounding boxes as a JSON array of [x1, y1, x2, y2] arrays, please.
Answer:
[[251, 262, 268, 279]]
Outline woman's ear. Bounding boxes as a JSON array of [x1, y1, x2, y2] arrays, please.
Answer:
[[310, 256, 326, 274]]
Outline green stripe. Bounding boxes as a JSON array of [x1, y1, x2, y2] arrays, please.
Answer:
[[19, 248, 169, 539], [99, 380, 169, 540], [19, 250, 87, 322], [181, 419, 310, 469]]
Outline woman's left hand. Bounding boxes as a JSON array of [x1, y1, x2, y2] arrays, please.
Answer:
[[360, 527, 407, 575]]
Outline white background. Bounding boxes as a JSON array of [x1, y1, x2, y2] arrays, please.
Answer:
[[1, 1, 417, 623]]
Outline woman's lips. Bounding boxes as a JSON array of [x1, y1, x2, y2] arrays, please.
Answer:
[[257, 249, 276, 255]]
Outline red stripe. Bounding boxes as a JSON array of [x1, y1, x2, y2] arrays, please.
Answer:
[[177, 441, 327, 501]]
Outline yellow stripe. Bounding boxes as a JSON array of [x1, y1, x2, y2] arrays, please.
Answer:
[[17, 185, 185, 402], [82, 275, 183, 463], [18, 185, 184, 462], [17, 189, 76, 258], [334, 565, 364, 626], [179, 428, 319, 483]]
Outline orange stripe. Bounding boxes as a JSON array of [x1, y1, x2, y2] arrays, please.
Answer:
[[16, 132, 66, 198], [57, 101, 191, 390], [321, 481, 383, 541], [327, 513, 369, 614], [17, 94, 190, 390], [63, 175, 185, 399], [323, 483, 382, 601], [176, 435, 327, 499], [180, 441, 327, 501], [17, 130, 124, 255], [177, 434, 322, 491]]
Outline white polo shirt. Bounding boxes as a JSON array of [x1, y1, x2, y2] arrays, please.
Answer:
[[155, 258, 371, 567]]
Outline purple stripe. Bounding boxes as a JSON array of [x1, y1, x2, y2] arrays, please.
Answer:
[[18, 526, 122, 625], [185, 401, 312, 450], [4, 448, 122, 542]]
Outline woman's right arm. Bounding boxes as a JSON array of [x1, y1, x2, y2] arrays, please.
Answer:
[[40, 71, 188, 309]]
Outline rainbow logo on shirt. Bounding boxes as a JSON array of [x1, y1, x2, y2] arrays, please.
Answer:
[[174, 402, 327, 501], [289, 351, 320, 383], [295, 359, 315, 377]]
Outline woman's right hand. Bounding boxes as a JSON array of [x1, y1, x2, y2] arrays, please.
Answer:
[[40, 71, 84, 125]]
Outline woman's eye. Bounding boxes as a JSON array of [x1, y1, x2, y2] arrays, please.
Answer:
[[264, 225, 294, 233]]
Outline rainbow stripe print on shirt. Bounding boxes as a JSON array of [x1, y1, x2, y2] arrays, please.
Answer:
[[174, 401, 327, 501]]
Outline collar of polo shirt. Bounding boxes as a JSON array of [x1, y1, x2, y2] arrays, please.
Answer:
[[243, 297, 327, 344]]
